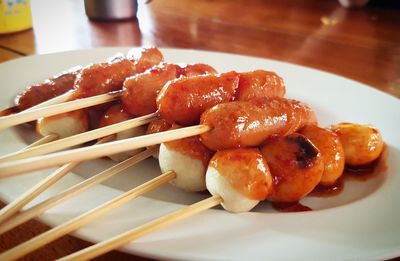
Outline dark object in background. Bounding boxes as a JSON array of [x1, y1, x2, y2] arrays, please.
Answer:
[[84, 0, 138, 21]]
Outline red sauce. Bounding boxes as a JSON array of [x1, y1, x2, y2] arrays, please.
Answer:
[[273, 145, 387, 211], [146, 118, 172, 135], [343, 145, 387, 181], [271, 201, 312, 212], [310, 180, 344, 197], [310, 144, 387, 197]]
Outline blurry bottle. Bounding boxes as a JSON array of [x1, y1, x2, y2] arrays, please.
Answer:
[[0, 0, 32, 34], [338, 0, 369, 7], [84, 0, 138, 21]]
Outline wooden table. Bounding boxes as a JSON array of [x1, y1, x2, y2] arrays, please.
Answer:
[[0, 0, 399, 260]]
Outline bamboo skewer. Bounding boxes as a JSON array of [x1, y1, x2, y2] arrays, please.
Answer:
[[0, 147, 157, 234], [1, 91, 75, 157], [0, 137, 113, 226], [0, 90, 72, 117], [24, 91, 74, 111], [0, 112, 158, 163], [0, 171, 177, 261], [0, 91, 121, 131], [0, 125, 210, 178], [22, 134, 59, 149], [59, 195, 222, 261], [0, 106, 19, 117]]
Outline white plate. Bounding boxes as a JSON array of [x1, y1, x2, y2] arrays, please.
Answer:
[[0, 48, 399, 261]]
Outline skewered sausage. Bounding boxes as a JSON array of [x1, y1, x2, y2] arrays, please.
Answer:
[[179, 63, 217, 77], [122, 63, 218, 118], [14, 67, 81, 111], [157, 71, 239, 126], [156, 69, 286, 126], [34, 48, 164, 138], [200, 97, 317, 151], [71, 48, 164, 99], [14, 47, 164, 112], [206, 148, 272, 212], [122, 63, 180, 117], [127, 47, 164, 73], [235, 70, 285, 100]]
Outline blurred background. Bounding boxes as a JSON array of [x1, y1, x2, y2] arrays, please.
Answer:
[[0, 0, 399, 98]]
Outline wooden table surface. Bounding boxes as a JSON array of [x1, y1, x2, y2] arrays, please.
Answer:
[[0, 0, 399, 260]]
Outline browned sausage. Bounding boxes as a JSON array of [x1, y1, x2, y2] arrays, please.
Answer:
[[200, 97, 317, 151], [156, 69, 286, 126], [71, 48, 164, 99], [122, 63, 180, 117], [157, 71, 240, 126], [15, 67, 80, 111], [127, 47, 164, 73], [179, 63, 217, 77], [235, 70, 285, 101]]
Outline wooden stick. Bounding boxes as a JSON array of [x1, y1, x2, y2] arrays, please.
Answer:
[[0, 89, 72, 117], [0, 137, 112, 226], [0, 112, 158, 163], [0, 171, 177, 261], [0, 125, 210, 178], [0, 147, 156, 234], [0, 106, 19, 117], [18, 134, 59, 151], [25, 91, 74, 111], [0, 91, 72, 158], [58, 195, 222, 261], [0, 91, 121, 131]]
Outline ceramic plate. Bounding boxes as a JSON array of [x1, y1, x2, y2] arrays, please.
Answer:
[[0, 48, 399, 260]]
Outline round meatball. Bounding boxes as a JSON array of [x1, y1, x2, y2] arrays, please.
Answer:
[[299, 125, 345, 186], [206, 148, 272, 213], [261, 133, 324, 202], [330, 122, 384, 166]]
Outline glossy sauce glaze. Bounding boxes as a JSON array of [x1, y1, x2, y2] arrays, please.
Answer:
[[164, 124, 213, 168], [179, 63, 217, 77], [200, 97, 317, 151], [209, 148, 272, 200], [271, 201, 312, 212], [146, 118, 173, 135], [70, 56, 137, 99], [235, 70, 285, 101], [127, 47, 164, 73], [146, 118, 173, 155]]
